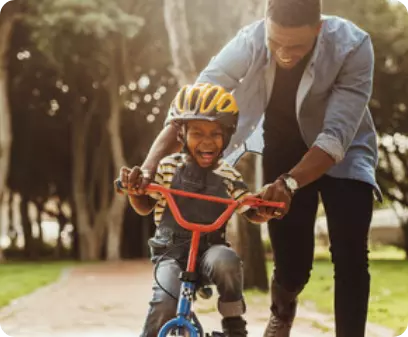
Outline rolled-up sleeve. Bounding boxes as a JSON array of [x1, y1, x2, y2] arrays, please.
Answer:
[[313, 35, 374, 163]]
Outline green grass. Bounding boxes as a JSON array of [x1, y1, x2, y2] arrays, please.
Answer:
[[300, 258, 408, 335], [0, 261, 73, 308], [262, 245, 408, 335]]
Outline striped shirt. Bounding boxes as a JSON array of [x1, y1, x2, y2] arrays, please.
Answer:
[[149, 153, 251, 226]]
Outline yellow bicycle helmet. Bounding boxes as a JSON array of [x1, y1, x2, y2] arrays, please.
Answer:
[[168, 83, 239, 134]]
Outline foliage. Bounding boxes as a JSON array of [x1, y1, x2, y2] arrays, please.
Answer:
[[323, 0, 408, 254]]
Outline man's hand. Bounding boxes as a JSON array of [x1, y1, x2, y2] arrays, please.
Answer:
[[256, 180, 292, 220]]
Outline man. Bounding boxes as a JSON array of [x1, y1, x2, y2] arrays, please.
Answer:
[[129, 0, 381, 336]]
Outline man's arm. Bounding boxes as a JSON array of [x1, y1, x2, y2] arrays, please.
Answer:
[[129, 124, 182, 191], [261, 35, 374, 215], [313, 35, 374, 162], [140, 124, 182, 172], [290, 35, 374, 188], [288, 146, 335, 188]]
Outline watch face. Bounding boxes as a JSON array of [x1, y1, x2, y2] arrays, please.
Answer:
[[286, 177, 298, 190]]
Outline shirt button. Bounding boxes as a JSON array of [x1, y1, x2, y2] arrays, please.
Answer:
[[234, 144, 239, 148], [251, 125, 256, 130]]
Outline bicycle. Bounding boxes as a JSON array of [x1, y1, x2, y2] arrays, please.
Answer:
[[115, 180, 285, 337]]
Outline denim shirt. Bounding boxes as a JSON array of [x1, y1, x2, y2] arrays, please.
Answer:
[[193, 15, 381, 199]]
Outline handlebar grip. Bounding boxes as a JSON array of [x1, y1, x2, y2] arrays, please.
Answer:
[[115, 179, 124, 190]]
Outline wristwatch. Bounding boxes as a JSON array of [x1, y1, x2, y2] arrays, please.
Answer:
[[279, 173, 299, 196]]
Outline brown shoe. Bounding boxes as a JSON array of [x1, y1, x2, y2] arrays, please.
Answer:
[[222, 316, 248, 337], [263, 281, 299, 337], [263, 302, 297, 337]]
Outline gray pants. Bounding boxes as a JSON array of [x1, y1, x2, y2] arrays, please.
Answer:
[[140, 245, 246, 337]]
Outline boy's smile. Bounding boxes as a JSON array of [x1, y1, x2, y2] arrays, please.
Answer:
[[185, 120, 224, 168]]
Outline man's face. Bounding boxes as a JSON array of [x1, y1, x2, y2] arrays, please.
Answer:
[[185, 120, 224, 168], [266, 18, 321, 69]]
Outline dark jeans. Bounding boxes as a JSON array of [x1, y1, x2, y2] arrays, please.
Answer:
[[267, 175, 373, 337], [140, 245, 245, 337]]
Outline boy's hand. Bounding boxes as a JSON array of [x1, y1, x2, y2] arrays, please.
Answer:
[[256, 181, 292, 219], [125, 166, 153, 195], [119, 166, 133, 189]]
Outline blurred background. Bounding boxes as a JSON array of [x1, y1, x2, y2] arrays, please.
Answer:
[[0, 0, 407, 334]]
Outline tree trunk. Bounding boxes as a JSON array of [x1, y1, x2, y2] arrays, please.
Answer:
[[402, 222, 408, 260], [77, 220, 100, 261], [106, 196, 127, 260], [234, 153, 268, 291], [71, 102, 106, 261], [164, 0, 197, 85], [7, 192, 17, 248], [72, 112, 93, 260], [0, 13, 15, 207], [70, 204, 79, 260], [105, 52, 127, 261], [55, 217, 65, 259], [35, 202, 44, 244], [20, 195, 35, 259], [0, 190, 5, 261]]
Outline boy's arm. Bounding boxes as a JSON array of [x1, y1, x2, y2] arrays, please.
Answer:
[[127, 160, 169, 215], [128, 195, 157, 216]]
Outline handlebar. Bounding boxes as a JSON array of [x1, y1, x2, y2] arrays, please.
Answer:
[[115, 180, 285, 233]]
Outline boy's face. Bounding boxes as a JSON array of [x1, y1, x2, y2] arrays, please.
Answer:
[[185, 120, 224, 168]]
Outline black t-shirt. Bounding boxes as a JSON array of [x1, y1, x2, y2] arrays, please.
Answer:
[[263, 53, 312, 181]]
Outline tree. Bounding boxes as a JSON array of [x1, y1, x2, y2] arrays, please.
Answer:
[[0, 1, 20, 233], [163, 0, 196, 85], [234, 153, 269, 291], [24, 0, 144, 260], [5, 0, 179, 260], [323, 0, 408, 257]]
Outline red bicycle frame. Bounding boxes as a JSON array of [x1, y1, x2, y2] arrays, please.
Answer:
[[116, 182, 285, 274]]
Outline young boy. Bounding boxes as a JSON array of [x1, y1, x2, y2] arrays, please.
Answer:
[[119, 83, 276, 337]]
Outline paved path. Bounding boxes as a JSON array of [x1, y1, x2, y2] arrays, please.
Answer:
[[0, 261, 394, 337]]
